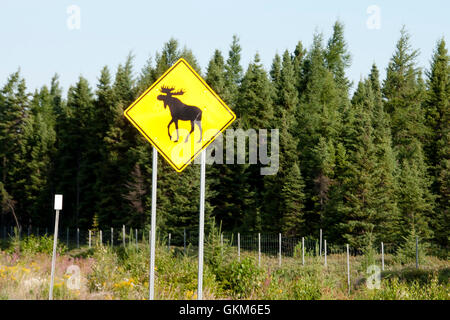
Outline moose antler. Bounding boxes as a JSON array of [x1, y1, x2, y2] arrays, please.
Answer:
[[171, 89, 185, 96], [160, 86, 185, 96], [160, 85, 175, 94]]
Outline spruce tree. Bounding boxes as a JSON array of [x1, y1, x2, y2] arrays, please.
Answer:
[[382, 27, 435, 240], [0, 71, 29, 226], [423, 38, 450, 245]]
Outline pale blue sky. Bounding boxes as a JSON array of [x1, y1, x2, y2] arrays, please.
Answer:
[[1, 0, 448, 94]]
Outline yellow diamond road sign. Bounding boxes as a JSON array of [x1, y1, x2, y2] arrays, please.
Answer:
[[124, 58, 236, 172]]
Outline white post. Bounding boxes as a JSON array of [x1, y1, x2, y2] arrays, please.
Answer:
[[149, 147, 158, 300], [184, 228, 187, 254], [416, 236, 419, 269], [122, 225, 125, 247], [319, 229, 322, 257], [89, 230, 91, 248], [346, 244, 350, 293], [324, 240, 327, 267], [220, 233, 223, 257], [168, 233, 171, 251], [197, 150, 206, 300], [49, 194, 62, 300], [302, 237, 305, 266], [258, 233, 261, 267], [237, 232, 240, 261], [381, 242, 384, 271], [278, 233, 282, 267]]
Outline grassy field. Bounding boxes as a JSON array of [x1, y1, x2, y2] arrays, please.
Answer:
[[0, 233, 448, 300]]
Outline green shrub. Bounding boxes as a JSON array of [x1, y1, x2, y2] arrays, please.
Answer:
[[292, 275, 322, 300], [7, 234, 65, 255], [396, 230, 428, 265], [217, 257, 264, 298]]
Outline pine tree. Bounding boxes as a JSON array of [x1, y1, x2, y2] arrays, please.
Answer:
[[423, 38, 450, 246], [0, 71, 29, 227], [382, 27, 435, 240], [264, 50, 305, 233], [326, 79, 399, 246], [297, 32, 342, 235], [325, 20, 352, 95], [17, 86, 57, 226], [234, 53, 275, 231], [225, 35, 243, 110]]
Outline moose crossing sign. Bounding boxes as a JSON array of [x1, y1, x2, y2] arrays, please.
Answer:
[[124, 58, 236, 172]]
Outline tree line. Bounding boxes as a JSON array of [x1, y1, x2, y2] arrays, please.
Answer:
[[0, 22, 448, 249]]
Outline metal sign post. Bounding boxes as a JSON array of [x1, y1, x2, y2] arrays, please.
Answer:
[[49, 194, 63, 300], [149, 147, 158, 300], [197, 150, 206, 300]]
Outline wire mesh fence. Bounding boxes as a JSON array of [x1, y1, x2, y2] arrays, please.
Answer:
[[1, 224, 447, 272]]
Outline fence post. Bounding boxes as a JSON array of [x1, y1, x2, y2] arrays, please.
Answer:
[[416, 236, 419, 269], [381, 242, 384, 271], [89, 230, 91, 248], [324, 240, 327, 267], [111, 227, 114, 247], [346, 244, 350, 294], [319, 229, 322, 257], [183, 228, 186, 254], [302, 237, 305, 266], [122, 225, 125, 247], [136, 229, 138, 250], [278, 233, 282, 267], [258, 233, 261, 267], [237, 233, 240, 261], [168, 233, 171, 251], [100, 230, 103, 246], [77, 228, 79, 248]]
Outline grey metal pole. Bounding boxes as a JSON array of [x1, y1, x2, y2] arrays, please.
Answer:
[[324, 240, 327, 267], [381, 242, 384, 271], [237, 232, 240, 261], [168, 233, 171, 251], [183, 228, 186, 254], [49, 210, 60, 300], [100, 230, 103, 246], [122, 225, 125, 247], [416, 236, 419, 269], [346, 244, 350, 293], [149, 147, 158, 300], [258, 233, 261, 267], [197, 150, 206, 300], [319, 229, 322, 257], [302, 237, 305, 266], [278, 233, 282, 267]]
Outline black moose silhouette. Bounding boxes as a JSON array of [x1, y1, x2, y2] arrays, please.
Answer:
[[157, 86, 203, 143]]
